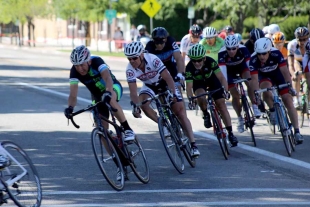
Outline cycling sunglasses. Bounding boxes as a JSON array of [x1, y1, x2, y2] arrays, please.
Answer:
[[298, 38, 308, 42], [128, 57, 139, 61], [191, 58, 204, 63], [226, 47, 237, 51]]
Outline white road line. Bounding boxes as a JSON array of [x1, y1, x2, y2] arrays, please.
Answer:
[[17, 82, 310, 170]]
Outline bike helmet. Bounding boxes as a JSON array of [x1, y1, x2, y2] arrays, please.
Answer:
[[250, 28, 265, 42], [137, 24, 146, 32], [268, 24, 280, 35], [294, 27, 309, 38], [225, 35, 239, 48], [254, 37, 272, 53], [187, 44, 206, 60], [225, 25, 233, 33], [272, 32, 285, 43], [306, 41, 310, 54], [70, 45, 91, 65], [203, 27, 217, 38], [152, 27, 168, 39], [235, 33, 242, 43], [262, 26, 269, 35], [189, 24, 202, 36], [124, 41, 144, 57]]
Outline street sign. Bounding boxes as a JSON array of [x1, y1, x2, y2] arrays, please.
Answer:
[[188, 7, 195, 19], [141, 0, 161, 18], [105, 9, 117, 24]]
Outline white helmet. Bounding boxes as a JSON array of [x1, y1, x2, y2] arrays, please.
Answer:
[[225, 34, 239, 48], [254, 37, 272, 53], [70, 45, 91, 65], [262, 26, 269, 35], [268, 24, 280, 35], [124, 41, 144, 57], [203, 27, 217, 38], [137, 24, 146, 31]]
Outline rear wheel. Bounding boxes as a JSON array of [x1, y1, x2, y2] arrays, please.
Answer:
[[1, 141, 42, 207], [91, 128, 125, 191], [158, 117, 184, 174], [125, 137, 150, 184]]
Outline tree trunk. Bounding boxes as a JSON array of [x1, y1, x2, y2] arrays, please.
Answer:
[[84, 21, 91, 46], [32, 23, 35, 47], [27, 21, 31, 47]]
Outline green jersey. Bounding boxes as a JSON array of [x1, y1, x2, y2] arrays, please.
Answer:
[[199, 37, 224, 62]]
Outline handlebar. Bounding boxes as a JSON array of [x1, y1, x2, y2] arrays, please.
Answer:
[[68, 101, 117, 129], [233, 77, 251, 84], [190, 87, 224, 100], [131, 90, 172, 109], [254, 82, 291, 96]]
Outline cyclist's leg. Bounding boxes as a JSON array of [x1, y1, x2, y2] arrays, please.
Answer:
[[293, 60, 302, 107], [138, 85, 158, 122]]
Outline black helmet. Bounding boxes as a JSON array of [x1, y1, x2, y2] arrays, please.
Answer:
[[152, 27, 168, 44], [250, 28, 265, 42], [225, 26, 233, 33], [189, 24, 202, 36]]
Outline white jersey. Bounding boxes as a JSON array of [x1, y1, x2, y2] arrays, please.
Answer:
[[180, 34, 202, 63], [287, 38, 310, 62], [126, 53, 166, 86], [302, 53, 310, 73]]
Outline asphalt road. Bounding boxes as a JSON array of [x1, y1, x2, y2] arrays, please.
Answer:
[[0, 44, 310, 207]]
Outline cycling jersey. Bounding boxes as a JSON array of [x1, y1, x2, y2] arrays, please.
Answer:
[[244, 39, 254, 54], [287, 39, 309, 62], [145, 36, 180, 79], [69, 56, 118, 98], [249, 48, 288, 95], [218, 45, 251, 87], [180, 34, 203, 63], [302, 54, 310, 73], [185, 56, 223, 100], [279, 47, 288, 60], [199, 37, 225, 62]]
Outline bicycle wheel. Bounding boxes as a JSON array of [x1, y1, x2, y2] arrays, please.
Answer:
[[0, 141, 42, 207], [91, 128, 125, 191], [125, 136, 150, 184], [275, 104, 293, 156], [266, 110, 276, 134], [170, 114, 196, 168], [300, 96, 307, 128], [241, 96, 257, 147], [158, 117, 184, 174], [211, 109, 229, 160]]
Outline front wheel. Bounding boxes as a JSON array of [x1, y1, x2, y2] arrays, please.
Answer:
[[91, 128, 125, 191], [126, 137, 150, 184], [0, 141, 42, 207], [242, 96, 257, 147], [158, 117, 184, 174]]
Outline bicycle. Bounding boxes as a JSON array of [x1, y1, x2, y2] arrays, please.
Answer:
[[233, 77, 257, 146], [295, 71, 310, 128], [133, 89, 196, 174], [191, 87, 230, 160], [255, 83, 296, 157], [0, 141, 42, 207], [68, 101, 150, 191]]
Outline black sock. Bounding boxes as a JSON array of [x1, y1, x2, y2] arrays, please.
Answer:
[[203, 109, 210, 117], [269, 107, 275, 112], [191, 142, 197, 148], [294, 128, 300, 134], [226, 126, 233, 135], [121, 121, 132, 131]]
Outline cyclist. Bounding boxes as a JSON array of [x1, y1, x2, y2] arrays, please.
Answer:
[[125, 41, 200, 157], [136, 24, 150, 42], [271, 32, 288, 61], [249, 38, 304, 144], [145, 27, 185, 91], [288, 27, 310, 108], [199, 27, 225, 62], [265, 24, 280, 38], [235, 33, 244, 44], [302, 41, 310, 113], [180, 24, 203, 65], [244, 28, 265, 54], [185, 44, 238, 147], [64, 45, 135, 142], [218, 25, 234, 40], [218, 35, 261, 133]]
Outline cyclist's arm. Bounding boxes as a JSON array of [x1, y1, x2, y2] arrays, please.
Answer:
[[68, 83, 78, 107], [279, 64, 292, 85], [214, 69, 228, 91], [100, 69, 113, 93], [128, 82, 139, 104], [288, 55, 295, 76], [186, 81, 194, 98], [173, 51, 185, 73], [161, 69, 176, 94]]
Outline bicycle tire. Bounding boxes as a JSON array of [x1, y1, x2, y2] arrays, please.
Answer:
[[125, 137, 150, 184], [0, 141, 42, 207], [170, 114, 196, 168], [266, 110, 276, 134], [91, 128, 125, 191], [275, 104, 292, 156], [158, 117, 185, 174], [211, 108, 229, 160], [241, 96, 257, 147]]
